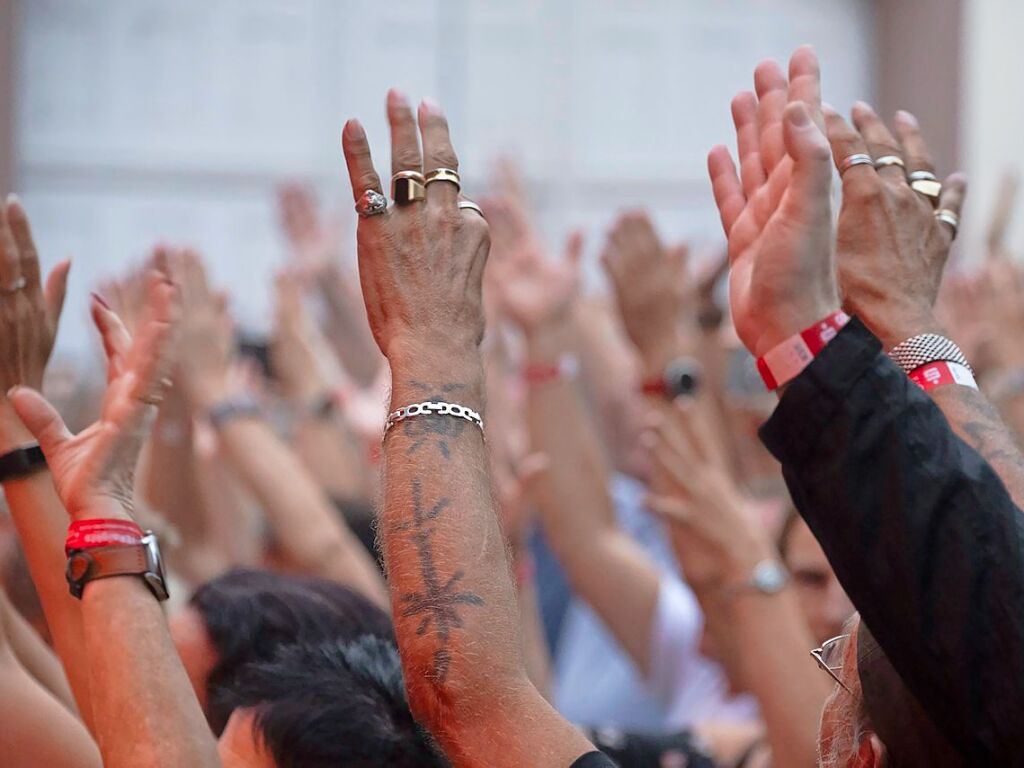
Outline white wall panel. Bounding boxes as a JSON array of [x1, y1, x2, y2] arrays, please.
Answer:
[[15, 0, 875, 356]]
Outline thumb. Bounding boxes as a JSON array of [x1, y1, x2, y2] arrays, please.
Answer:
[[782, 101, 833, 211], [8, 386, 73, 457]]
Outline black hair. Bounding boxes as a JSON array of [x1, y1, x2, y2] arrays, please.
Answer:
[[218, 635, 450, 768], [189, 568, 393, 733]]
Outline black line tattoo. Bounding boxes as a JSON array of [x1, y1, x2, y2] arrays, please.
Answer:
[[403, 381, 468, 459], [393, 477, 484, 682]]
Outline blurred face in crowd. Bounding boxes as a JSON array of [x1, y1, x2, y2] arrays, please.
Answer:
[[168, 606, 219, 710], [783, 518, 855, 644]]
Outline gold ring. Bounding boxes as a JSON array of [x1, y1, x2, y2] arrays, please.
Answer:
[[911, 178, 943, 207], [457, 200, 485, 219], [391, 171, 426, 205], [874, 155, 906, 172], [424, 168, 461, 192], [935, 208, 959, 240]]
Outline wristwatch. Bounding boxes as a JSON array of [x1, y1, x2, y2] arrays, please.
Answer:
[[66, 532, 169, 601], [724, 559, 789, 598], [641, 357, 703, 400], [0, 443, 47, 483]]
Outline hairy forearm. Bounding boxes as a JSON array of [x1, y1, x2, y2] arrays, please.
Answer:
[[526, 322, 661, 674], [81, 576, 219, 768], [930, 385, 1024, 509], [214, 418, 386, 605], [509, 545, 552, 700], [383, 349, 587, 766]]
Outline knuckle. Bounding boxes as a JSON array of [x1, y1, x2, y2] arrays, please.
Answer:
[[393, 148, 421, 170], [430, 147, 459, 170]]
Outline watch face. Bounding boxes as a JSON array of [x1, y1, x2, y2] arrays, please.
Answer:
[[752, 561, 788, 594], [141, 533, 170, 601]]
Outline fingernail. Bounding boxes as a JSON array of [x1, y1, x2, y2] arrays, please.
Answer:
[[788, 103, 811, 127], [821, 101, 837, 114], [6, 386, 19, 398], [90, 291, 111, 310], [421, 98, 442, 116], [343, 119, 364, 140], [388, 88, 408, 106], [5, 192, 18, 206], [896, 110, 919, 128], [853, 100, 875, 114]]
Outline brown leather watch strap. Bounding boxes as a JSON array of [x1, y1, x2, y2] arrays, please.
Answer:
[[67, 544, 148, 594]]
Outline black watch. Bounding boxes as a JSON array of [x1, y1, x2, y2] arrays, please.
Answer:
[[0, 443, 47, 483]]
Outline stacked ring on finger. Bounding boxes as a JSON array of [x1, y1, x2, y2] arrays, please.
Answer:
[[874, 155, 906, 173], [354, 189, 388, 217], [392, 171, 427, 205], [424, 168, 461, 192], [457, 200, 485, 219], [840, 153, 874, 176], [935, 208, 960, 240], [909, 172, 943, 206]]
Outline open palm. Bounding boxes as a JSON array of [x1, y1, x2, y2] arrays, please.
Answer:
[[707, 46, 839, 359], [11, 273, 178, 520]]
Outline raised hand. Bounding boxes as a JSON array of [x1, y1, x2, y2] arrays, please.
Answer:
[[708, 46, 839, 358], [647, 399, 773, 589], [823, 103, 967, 349], [485, 195, 583, 334], [170, 249, 235, 409], [0, 196, 70, 394], [342, 92, 490, 363], [277, 184, 344, 284], [601, 210, 689, 364], [270, 270, 346, 405], [9, 272, 177, 521]]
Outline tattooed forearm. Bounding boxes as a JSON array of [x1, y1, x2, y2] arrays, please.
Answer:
[[402, 381, 468, 459], [932, 385, 1024, 508], [392, 478, 485, 682]]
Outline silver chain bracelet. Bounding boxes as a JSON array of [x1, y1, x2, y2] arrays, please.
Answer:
[[383, 401, 485, 440]]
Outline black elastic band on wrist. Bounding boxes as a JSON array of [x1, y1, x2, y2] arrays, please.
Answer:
[[0, 444, 47, 483]]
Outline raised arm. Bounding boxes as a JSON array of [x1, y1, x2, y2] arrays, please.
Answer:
[[486, 194, 665, 676], [0, 196, 99, 728], [340, 89, 600, 767], [817, 105, 1024, 509], [10, 271, 220, 768], [173, 251, 385, 605]]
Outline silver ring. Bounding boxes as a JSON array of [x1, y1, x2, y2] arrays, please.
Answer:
[[354, 190, 388, 217], [935, 208, 960, 240], [457, 200, 485, 219], [874, 155, 906, 172], [0, 276, 27, 295], [839, 153, 874, 176], [908, 170, 938, 182]]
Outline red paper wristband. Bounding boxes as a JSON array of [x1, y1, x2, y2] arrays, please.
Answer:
[[523, 355, 579, 386], [909, 361, 978, 392], [65, 519, 144, 555], [756, 310, 850, 390]]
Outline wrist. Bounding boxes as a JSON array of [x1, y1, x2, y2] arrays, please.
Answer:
[[0, 402, 35, 453], [863, 310, 945, 352], [639, 329, 690, 379]]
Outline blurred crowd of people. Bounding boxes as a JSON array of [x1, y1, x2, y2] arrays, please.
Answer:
[[0, 45, 1021, 767]]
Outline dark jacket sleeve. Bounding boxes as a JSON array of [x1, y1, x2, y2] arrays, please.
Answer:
[[759, 318, 1024, 765]]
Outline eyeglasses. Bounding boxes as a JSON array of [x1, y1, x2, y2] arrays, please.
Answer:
[[810, 633, 852, 693]]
